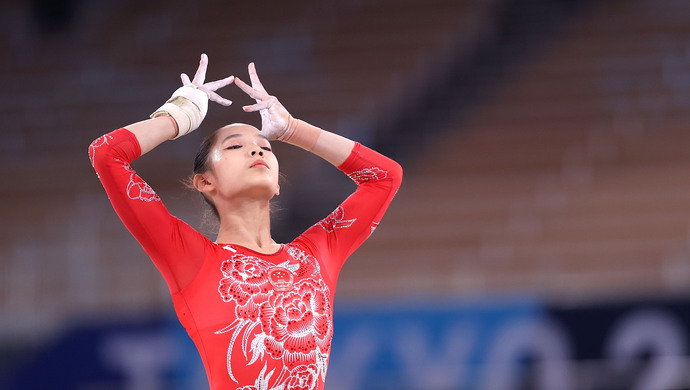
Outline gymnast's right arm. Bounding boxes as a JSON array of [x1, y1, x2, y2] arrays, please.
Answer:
[[88, 54, 233, 292]]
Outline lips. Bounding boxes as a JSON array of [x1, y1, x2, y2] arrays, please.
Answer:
[[250, 160, 269, 169]]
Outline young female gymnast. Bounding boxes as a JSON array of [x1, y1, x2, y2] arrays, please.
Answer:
[[90, 54, 402, 390]]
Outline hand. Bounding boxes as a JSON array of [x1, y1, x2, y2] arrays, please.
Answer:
[[180, 53, 234, 106], [151, 54, 234, 139], [233, 63, 291, 140]]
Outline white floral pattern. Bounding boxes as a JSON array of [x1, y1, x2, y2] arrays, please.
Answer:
[[285, 364, 319, 390], [216, 246, 332, 389], [89, 134, 160, 202], [369, 221, 380, 238], [347, 167, 387, 185], [119, 160, 161, 202], [88, 134, 113, 167], [317, 206, 356, 233]]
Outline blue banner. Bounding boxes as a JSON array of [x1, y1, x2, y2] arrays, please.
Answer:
[[4, 296, 690, 389]]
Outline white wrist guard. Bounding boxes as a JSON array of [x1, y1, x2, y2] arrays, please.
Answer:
[[150, 85, 208, 139]]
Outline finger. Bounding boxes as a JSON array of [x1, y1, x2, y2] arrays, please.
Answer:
[[192, 53, 208, 86], [197, 85, 231, 106], [208, 91, 233, 106], [180, 73, 192, 86], [196, 85, 212, 98], [234, 77, 264, 100], [247, 62, 266, 92], [242, 101, 271, 112], [204, 76, 234, 92]]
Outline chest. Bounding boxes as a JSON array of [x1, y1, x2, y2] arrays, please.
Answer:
[[181, 244, 333, 331]]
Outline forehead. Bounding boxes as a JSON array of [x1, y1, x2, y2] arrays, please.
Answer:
[[216, 124, 267, 143]]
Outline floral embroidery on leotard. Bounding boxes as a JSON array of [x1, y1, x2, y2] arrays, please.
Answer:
[[216, 246, 332, 389], [317, 206, 356, 233], [369, 221, 380, 238], [117, 160, 161, 202], [347, 167, 387, 185], [88, 134, 114, 168]]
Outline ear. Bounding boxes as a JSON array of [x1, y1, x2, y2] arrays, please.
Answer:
[[275, 184, 280, 197], [193, 173, 215, 193]]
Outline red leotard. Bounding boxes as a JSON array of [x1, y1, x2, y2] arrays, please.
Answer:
[[89, 128, 402, 390]]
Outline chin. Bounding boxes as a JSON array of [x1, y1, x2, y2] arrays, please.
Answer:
[[242, 185, 279, 200]]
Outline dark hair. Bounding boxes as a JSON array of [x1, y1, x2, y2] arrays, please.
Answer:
[[188, 129, 222, 220]]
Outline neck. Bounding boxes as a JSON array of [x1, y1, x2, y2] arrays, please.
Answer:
[[215, 198, 278, 254]]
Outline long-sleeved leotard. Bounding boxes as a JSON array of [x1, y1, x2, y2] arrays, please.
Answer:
[[89, 128, 402, 390]]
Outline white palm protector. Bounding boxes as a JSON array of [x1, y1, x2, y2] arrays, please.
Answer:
[[150, 85, 208, 139], [150, 54, 233, 139]]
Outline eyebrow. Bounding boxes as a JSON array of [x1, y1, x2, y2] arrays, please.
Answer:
[[221, 133, 270, 144]]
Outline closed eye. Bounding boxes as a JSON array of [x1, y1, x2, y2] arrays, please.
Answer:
[[225, 145, 242, 150], [261, 146, 272, 152]]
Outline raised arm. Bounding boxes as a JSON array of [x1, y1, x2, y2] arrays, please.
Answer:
[[233, 63, 403, 285], [88, 54, 234, 292], [233, 63, 355, 166], [127, 54, 234, 155]]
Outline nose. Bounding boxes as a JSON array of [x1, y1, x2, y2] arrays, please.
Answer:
[[250, 148, 263, 157]]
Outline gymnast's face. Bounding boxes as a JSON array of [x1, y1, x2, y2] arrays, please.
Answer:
[[199, 124, 280, 201]]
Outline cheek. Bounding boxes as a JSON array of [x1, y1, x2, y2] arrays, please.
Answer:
[[271, 159, 280, 180], [212, 148, 223, 163], [270, 155, 279, 171]]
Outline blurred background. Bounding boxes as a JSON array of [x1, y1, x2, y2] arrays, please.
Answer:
[[3, 0, 690, 388]]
